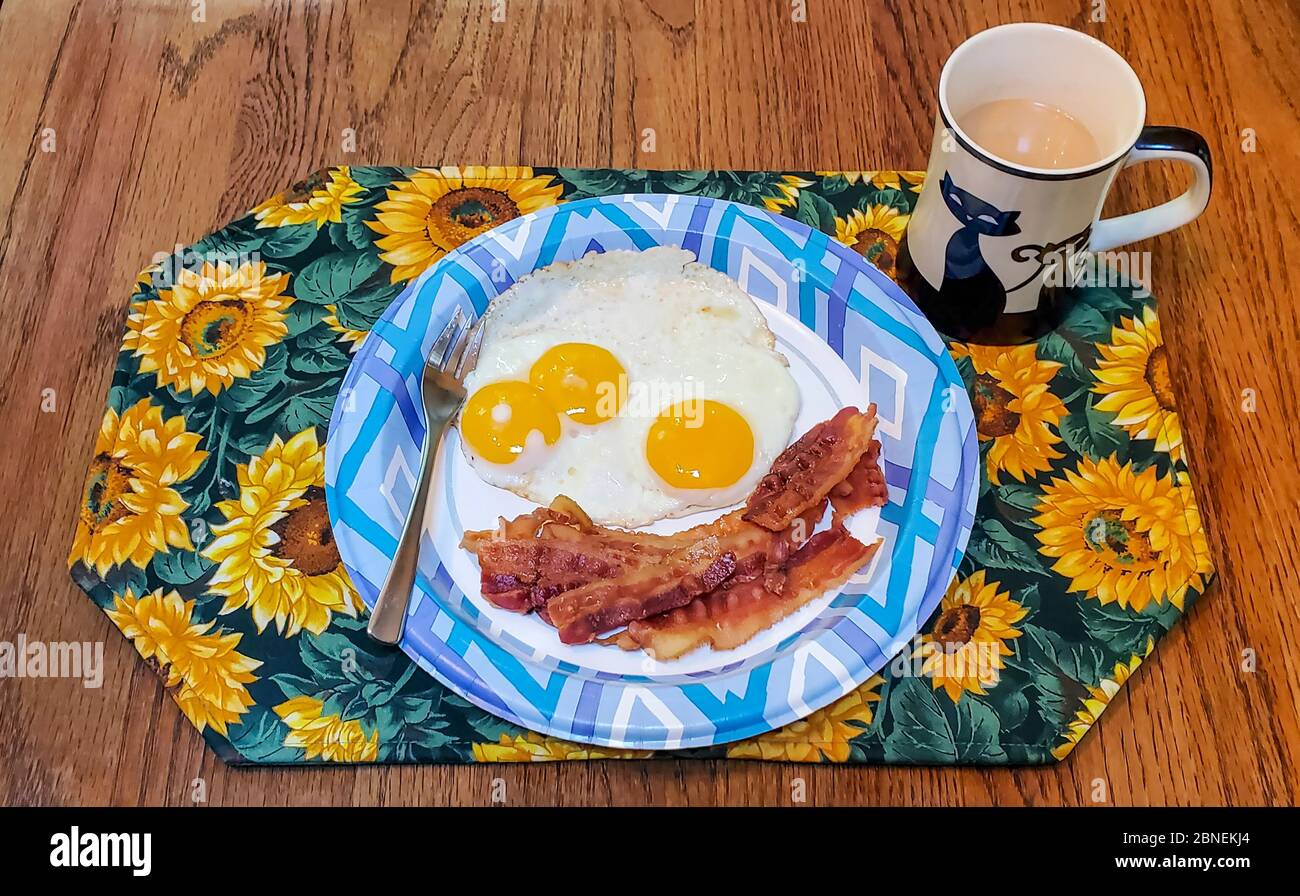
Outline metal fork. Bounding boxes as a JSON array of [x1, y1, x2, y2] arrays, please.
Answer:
[[368, 307, 484, 646]]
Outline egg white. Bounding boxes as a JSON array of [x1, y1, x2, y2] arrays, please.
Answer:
[[457, 247, 800, 528]]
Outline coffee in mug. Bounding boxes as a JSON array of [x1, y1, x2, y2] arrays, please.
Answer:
[[959, 99, 1102, 170]]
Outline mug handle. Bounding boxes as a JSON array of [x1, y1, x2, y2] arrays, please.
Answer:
[[1090, 126, 1213, 253]]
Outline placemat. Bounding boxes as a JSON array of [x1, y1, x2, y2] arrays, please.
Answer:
[[68, 167, 1215, 764]]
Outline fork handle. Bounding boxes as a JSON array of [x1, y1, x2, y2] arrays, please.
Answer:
[[367, 407, 457, 646]]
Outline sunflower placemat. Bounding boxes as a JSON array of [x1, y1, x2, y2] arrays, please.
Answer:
[[68, 167, 1215, 765]]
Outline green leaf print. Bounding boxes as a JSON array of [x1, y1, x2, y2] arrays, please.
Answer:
[[227, 706, 302, 763], [1010, 624, 1110, 727], [864, 186, 910, 212], [994, 482, 1042, 517], [967, 518, 1051, 576], [151, 549, 214, 587], [293, 251, 384, 305], [1036, 331, 1091, 383], [883, 677, 1007, 764], [1059, 301, 1113, 342], [350, 166, 414, 189], [259, 222, 320, 257], [289, 340, 351, 375], [794, 190, 838, 235], [283, 303, 324, 337], [557, 168, 635, 197], [1059, 397, 1130, 461], [818, 173, 853, 195], [278, 381, 340, 432], [191, 221, 264, 258], [220, 343, 288, 411], [1076, 598, 1176, 658], [332, 281, 404, 331]]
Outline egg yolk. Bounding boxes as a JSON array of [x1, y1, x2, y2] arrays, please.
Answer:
[[461, 381, 561, 465], [529, 343, 626, 425], [646, 400, 755, 489]]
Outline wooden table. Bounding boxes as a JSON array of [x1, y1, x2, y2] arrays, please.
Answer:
[[1, 0, 1296, 807]]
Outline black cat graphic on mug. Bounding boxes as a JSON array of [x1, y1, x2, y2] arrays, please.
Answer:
[[935, 172, 1021, 327]]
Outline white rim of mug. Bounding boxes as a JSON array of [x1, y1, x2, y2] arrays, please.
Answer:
[[937, 22, 1148, 181]]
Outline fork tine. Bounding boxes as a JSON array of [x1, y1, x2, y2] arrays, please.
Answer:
[[427, 307, 465, 369], [443, 320, 471, 375], [450, 317, 485, 379]]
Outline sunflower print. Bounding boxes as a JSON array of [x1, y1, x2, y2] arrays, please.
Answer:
[[952, 342, 1067, 485], [367, 167, 564, 282], [122, 259, 293, 396], [134, 262, 161, 291], [106, 588, 260, 736], [1092, 305, 1183, 461], [471, 732, 651, 762], [817, 170, 924, 191], [322, 303, 367, 352], [1033, 455, 1212, 611], [727, 676, 883, 761], [69, 399, 206, 575], [250, 166, 365, 229], [1051, 640, 1153, 759], [835, 204, 910, 277], [913, 571, 1027, 702], [274, 696, 379, 762], [758, 174, 815, 212], [203, 427, 363, 637]]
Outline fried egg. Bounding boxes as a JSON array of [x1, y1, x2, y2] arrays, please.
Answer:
[[456, 247, 800, 527]]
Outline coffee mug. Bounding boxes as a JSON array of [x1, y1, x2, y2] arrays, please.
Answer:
[[899, 22, 1212, 343]]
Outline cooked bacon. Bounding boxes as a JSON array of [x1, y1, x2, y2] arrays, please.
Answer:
[[544, 505, 817, 644], [465, 492, 824, 631], [751, 498, 826, 595], [460, 506, 565, 553], [462, 497, 688, 611], [829, 438, 888, 524], [743, 405, 879, 531], [546, 494, 593, 528], [461, 407, 889, 655], [473, 537, 653, 611], [624, 525, 882, 660], [546, 537, 739, 644]]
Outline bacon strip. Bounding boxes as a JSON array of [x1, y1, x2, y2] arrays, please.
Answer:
[[462, 498, 689, 611], [743, 405, 879, 531], [543, 507, 815, 644], [546, 538, 738, 644], [829, 438, 888, 524], [473, 537, 653, 611], [624, 526, 882, 660]]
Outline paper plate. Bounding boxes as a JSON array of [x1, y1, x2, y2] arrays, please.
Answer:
[[324, 194, 978, 749]]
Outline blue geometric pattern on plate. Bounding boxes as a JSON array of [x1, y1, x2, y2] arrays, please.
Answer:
[[324, 194, 979, 749]]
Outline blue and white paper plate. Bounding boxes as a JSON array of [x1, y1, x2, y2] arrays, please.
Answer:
[[324, 194, 979, 750]]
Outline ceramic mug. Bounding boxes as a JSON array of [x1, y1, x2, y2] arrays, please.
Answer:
[[899, 22, 1212, 343]]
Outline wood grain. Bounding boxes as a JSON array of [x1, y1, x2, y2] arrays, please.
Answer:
[[1, 0, 1296, 806]]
